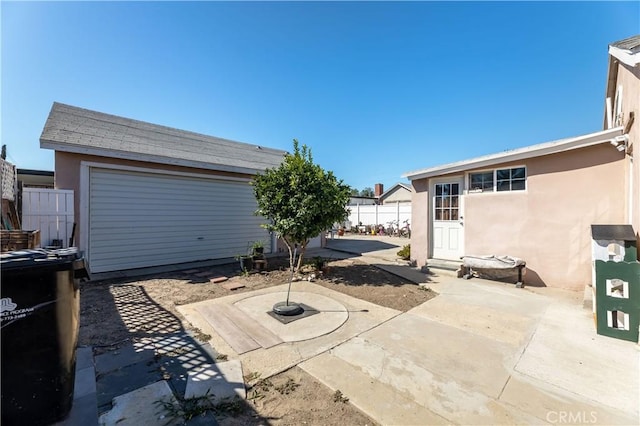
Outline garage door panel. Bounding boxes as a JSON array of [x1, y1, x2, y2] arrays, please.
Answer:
[[89, 168, 270, 273]]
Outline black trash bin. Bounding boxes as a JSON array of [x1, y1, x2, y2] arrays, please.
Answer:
[[1, 248, 87, 425]]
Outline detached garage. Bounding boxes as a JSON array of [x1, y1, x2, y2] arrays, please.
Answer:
[[40, 102, 286, 274]]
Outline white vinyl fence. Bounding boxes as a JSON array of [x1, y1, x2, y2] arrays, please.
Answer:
[[346, 203, 411, 228], [21, 188, 74, 248]]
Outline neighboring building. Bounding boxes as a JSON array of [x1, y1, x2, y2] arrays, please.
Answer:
[[348, 196, 377, 206], [378, 183, 411, 205], [348, 182, 412, 205], [17, 169, 54, 189], [403, 35, 639, 290], [40, 102, 287, 274]]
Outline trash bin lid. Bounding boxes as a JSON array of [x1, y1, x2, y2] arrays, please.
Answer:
[[1, 248, 80, 270]]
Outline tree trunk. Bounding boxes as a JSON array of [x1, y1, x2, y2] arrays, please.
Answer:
[[295, 240, 309, 271]]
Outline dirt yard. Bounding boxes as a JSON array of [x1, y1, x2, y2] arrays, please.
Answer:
[[80, 255, 436, 425]]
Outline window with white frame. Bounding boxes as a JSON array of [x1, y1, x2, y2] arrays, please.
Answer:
[[469, 171, 494, 192], [468, 167, 526, 193]]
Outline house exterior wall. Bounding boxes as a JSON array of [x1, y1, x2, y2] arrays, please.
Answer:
[[410, 178, 430, 266], [615, 62, 640, 250], [411, 144, 626, 290], [55, 152, 254, 248]]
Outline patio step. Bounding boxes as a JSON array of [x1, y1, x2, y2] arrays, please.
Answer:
[[425, 258, 462, 277]]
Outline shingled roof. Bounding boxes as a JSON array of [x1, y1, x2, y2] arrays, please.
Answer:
[[40, 102, 286, 175]]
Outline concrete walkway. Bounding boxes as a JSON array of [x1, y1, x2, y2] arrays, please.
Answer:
[[66, 236, 640, 425]]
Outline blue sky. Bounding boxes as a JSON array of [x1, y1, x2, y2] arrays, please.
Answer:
[[2, 1, 638, 192]]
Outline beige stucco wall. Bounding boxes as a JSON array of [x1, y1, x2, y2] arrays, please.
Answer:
[[615, 62, 640, 251], [410, 144, 626, 290], [55, 152, 254, 251], [381, 186, 411, 204]]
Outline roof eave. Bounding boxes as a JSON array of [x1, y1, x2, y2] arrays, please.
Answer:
[[403, 127, 625, 181], [40, 139, 268, 176], [379, 182, 411, 199], [609, 44, 640, 68]]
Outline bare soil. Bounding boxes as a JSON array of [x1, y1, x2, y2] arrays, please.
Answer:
[[80, 255, 436, 425]]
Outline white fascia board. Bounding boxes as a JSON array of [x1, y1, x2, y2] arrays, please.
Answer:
[[380, 182, 411, 199], [403, 127, 624, 181], [40, 139, 262, 176], [609, 45, 640, 68]]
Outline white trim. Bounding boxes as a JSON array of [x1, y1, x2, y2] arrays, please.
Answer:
[[403, 127, 624, 181], [614, 85, 624, 127], [80, 163, 90, 267], [429, 175, 464, 260], [79, 161, 252, 183], [466, 165, 527, 194], [41, 140, 262, 176], [379, 182, 411, 200], [609, 45, 640, 68], [629, 156, 634, 224]]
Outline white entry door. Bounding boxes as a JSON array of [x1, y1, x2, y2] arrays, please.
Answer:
[[432, 178, 464, 260]]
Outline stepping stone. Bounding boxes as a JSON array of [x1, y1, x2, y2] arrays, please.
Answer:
[[210, 276, 228, 284], [221, 282, 245, 291], [184, 360, 245, 402], [98, 381, 181, 426], [95, 344, 155, 374]]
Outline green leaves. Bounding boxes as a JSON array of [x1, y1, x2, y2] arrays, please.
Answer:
[[253, 139, 351, 269]]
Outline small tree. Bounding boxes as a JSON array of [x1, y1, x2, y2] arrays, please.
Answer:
[[253, 139, 351, 271]]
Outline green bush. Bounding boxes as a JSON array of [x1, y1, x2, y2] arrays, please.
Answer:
[[397, 244, 410, 260]]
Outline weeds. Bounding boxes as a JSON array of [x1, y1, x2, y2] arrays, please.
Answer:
[[397, 244, 410, 260], [275, 378, 300, 395], [191, 327, 211, 342], [243, 371, 261, 383], [333, 390, 349, 403], [155, 392, 245, 422]]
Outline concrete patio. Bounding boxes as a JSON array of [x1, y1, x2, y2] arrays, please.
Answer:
[[176, 272, 638, 425], [67, 235, 639, 425]]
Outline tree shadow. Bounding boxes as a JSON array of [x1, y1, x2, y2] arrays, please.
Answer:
[[326, 237, 401, 254], [324, 263, 415, 287]]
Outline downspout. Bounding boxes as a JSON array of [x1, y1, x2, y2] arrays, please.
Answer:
[[624, 111, 635, 224], [629, 155, 633, 224]]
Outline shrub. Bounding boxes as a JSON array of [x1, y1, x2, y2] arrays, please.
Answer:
[[397, 244, 410, 260]]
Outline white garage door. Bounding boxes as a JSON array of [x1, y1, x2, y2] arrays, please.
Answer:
[[88, 168, 270, 273]]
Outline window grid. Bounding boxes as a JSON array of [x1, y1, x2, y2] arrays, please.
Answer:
[[434, 183, 459, 221], [469, 167, 526, 193]]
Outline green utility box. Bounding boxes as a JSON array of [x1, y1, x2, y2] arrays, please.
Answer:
[[591, 225, 639, 343]]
